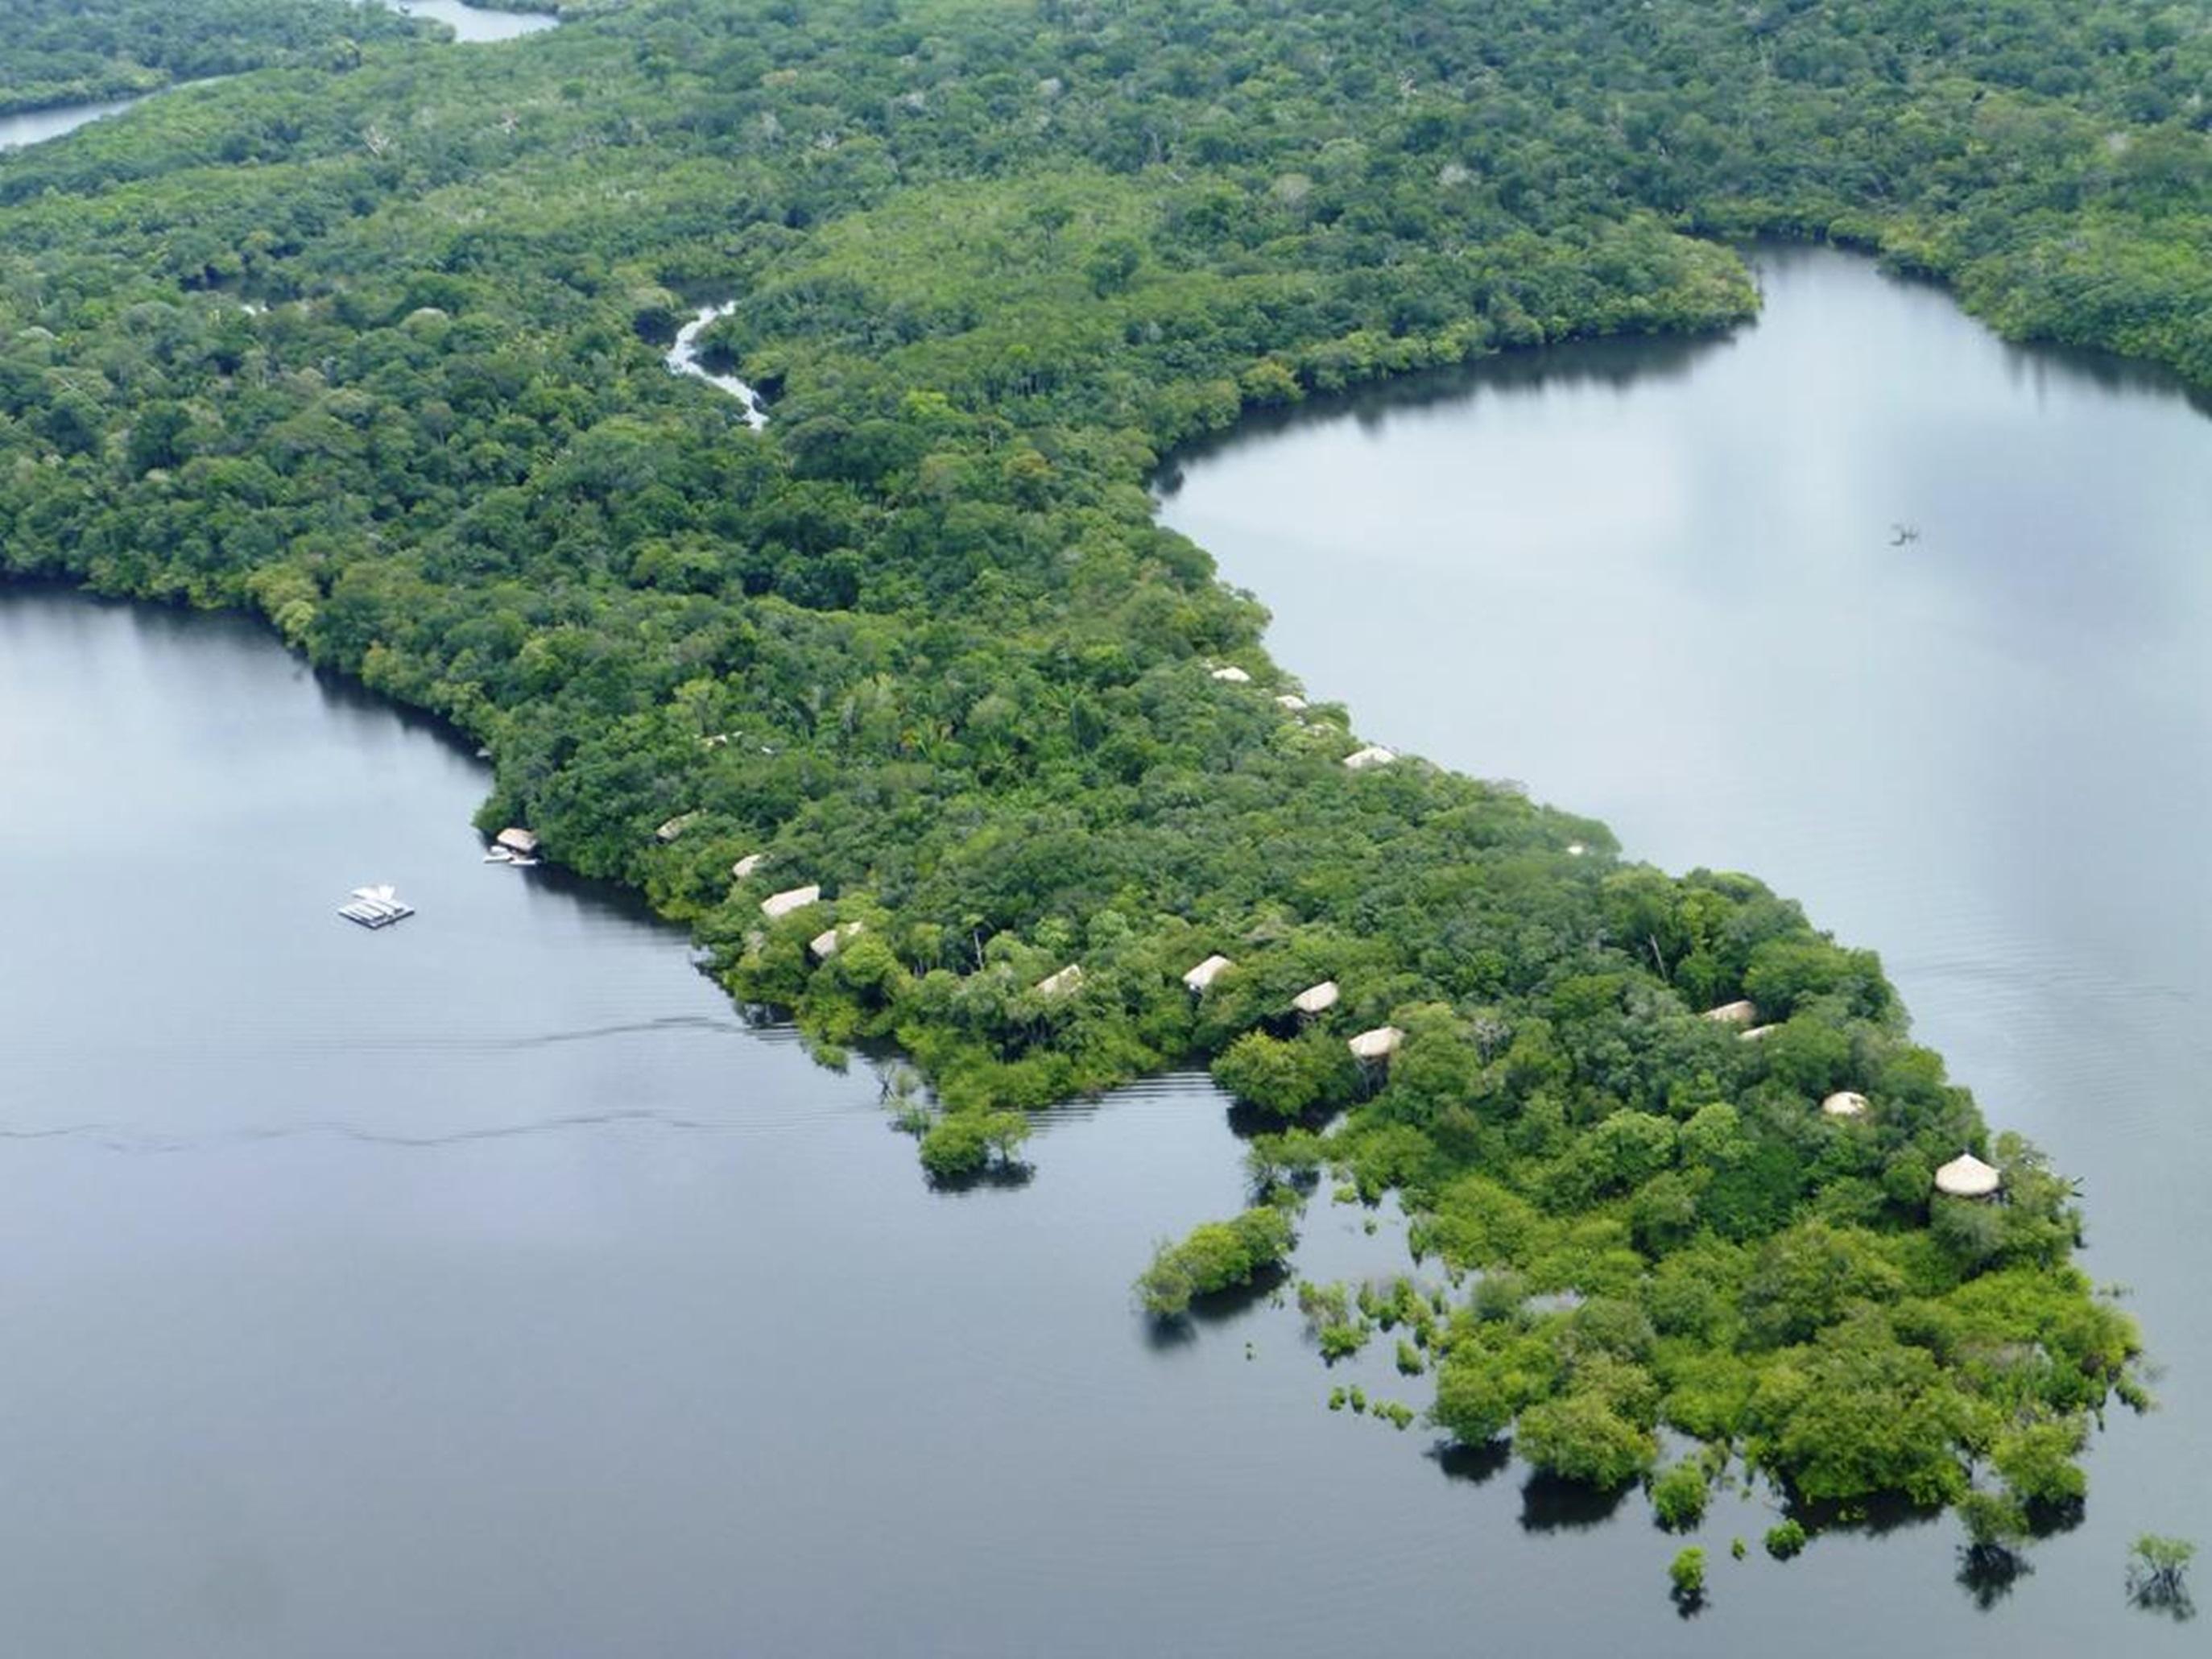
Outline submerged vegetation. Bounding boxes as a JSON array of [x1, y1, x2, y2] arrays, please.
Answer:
[[1135, 1205, 1296, 1316], [0, 0, 2194, 1543]]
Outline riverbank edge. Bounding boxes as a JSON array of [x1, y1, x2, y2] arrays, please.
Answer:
[[4, 223, 2154, 1529]]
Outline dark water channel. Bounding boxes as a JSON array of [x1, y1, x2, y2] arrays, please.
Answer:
[[0, 246, 2205, 1654]]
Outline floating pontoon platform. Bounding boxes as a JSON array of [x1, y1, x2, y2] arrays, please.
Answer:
[[339, 884, 416, 929]]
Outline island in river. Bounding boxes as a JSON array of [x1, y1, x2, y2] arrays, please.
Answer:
[[0, 0, 2198, 1567]]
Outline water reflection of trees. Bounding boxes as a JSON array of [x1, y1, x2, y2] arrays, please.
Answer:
[[1156, 329, 1728, 491], [1519, 1469, 1635, 1533], [1428, 1438, 1511, 1488]]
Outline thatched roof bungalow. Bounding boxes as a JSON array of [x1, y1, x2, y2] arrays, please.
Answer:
[[1740, 1024, 1780, 1041], [655, 810, 703, 844], [1036, 964, 1084, 998], [731, 852, 767, 879], [759, 884, 821, 920], [1821, 1091, 1871, 1119], [1936, 1152, 2002, 1198], [810, 921, 865, 961], [1182, 954, 1234, 992], [1342, 745, 1396, 771], [1210, 665, 1253, 684], [1348, 1025, 1405, 1061], [1292, 979, 1340, 1016], [1276, 694, 1309, 713], [494, 827, 540, 857], [1702, 999, 1757, 1025]]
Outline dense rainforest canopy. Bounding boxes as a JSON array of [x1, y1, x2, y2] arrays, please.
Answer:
[[2, 0, 2202, 1541], [0, 1, 438, 117]]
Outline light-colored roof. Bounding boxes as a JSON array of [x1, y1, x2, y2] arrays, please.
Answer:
[[1036, 964, 1084, 998], [1348, 1024, 1405, 1061], [1821, 1090, 1871, 1119], [1935, 1152, 2002, 1198], [1276, 694, 1308, 712], [655, 810, 703, 843], [759, 883, 821, 920], [494, 827, 540, 854], [1210, 665, 1253, 684], [1702, 999, 1757, 1025], [1182, 954, 1234, 992], [1565, 842, 1586, 857], [1740, 1024, 1780, 1041], [809, 921, 864, 961], [731, 852, 767, 879], [1342, 745, 1396, 771], [1292, 979, 1340, 1016]]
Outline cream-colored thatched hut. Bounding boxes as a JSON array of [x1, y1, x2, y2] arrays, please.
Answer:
[[809, 921, 864, 962], [1210, 665, 1253, 684], [1348, 1025, 1405, 1061], [1702, 999, 1757, 1025], [1740, 1024, 1780, 1042], [731, 852, 767, 879], [1036, 964, 1084, 998], [1821, 1091, 1871, 1119], [1936, 1152, 2002, 1198], [1342, 745, 1396, 772], [759, 883, 821, 920], [1292, 979, 1341, 1016], [1182, 954, 1234, 993], [655, 810, 703, 844], [1276, 694, 1309, 713], [494, 827, 540, 857]]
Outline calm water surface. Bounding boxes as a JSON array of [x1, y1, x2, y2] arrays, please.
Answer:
[[385, 0, 560, 43], [1164, 244, 2212, 1644], [2, 246, 2206, 1654], [0, 95, 143, 151]]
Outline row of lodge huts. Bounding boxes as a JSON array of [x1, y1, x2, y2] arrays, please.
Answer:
[[1703, 996, 2003, 1199], [499, 695, 2001, 1206], [495, 813, 2006, 1205], [735, 863, 1999, 1202]]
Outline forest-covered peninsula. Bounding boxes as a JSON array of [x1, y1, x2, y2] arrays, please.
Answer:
[[3, 0, 2201, 1539]]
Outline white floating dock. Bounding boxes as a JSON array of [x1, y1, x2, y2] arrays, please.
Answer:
[[339, 884, 416, 929]]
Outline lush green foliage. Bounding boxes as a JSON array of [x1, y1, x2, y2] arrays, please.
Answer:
[[0, 1, 432, 117], [1135, 1205, 1295, 1316], [916, 1104, 1029, 1179], [1668, 1545, 1706, 1603], [0, 0, 2185, 1532], [1650, 1459, 1710, 1532]]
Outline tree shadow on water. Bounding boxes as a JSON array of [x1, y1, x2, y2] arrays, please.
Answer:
[[1137, 1264, 1289, 1352], [2130, 1583, 2197, 1624], [1788, 1487, 1943, 1541], [1957, 1544, 2033, 1611], [1187, 1262, 1289, 1323], [2024, 1496, 2086, 1540], [1428, 1438, 1511, 1489], [1140, 1315, 1200, 1354], [924, 1159, 1036, 1196], [1519, 1471, 1633, 1533]]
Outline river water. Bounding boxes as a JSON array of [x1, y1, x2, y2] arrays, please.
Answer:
[[1163, 243, 2212, 1641], [1, 250, 2206, 1653]]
